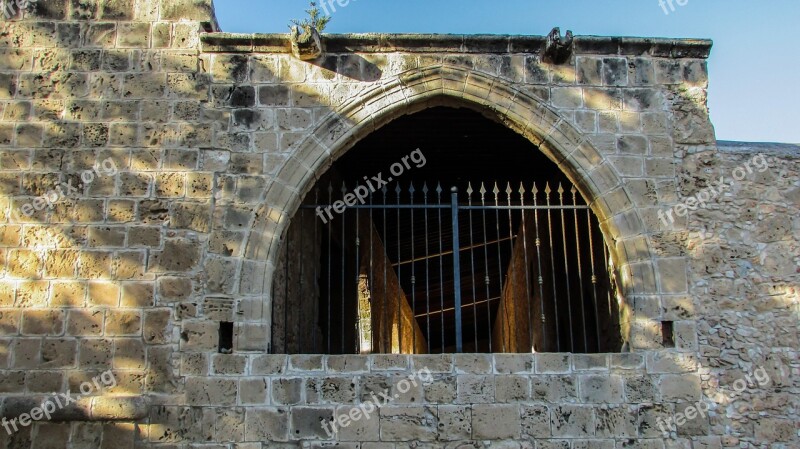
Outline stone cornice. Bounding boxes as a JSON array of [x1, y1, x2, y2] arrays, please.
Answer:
[[200, 33, 712, 58]]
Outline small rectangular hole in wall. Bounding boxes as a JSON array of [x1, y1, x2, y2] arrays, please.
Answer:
[[219, 321, 234, 353], [661, 321, 675, 348]]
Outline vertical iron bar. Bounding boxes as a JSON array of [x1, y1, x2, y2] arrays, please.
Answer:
[[355, 206, 360, 354], [450, 187, 463, 353], [382, 186, 389, 353], [480, 184, 493, 351], [494, 183, 507, 353], [467, 183, 479, 351], [313, 188, 319, 353], [531, 183, 547, 351], [410, 183, 416, 353], [284, 225, 289, 353], [571, 186, 588, 353], [437, 184, 445, 352], [587, 208, 602, 351], [423, 183, 431, 354], [326, 184, 333, 353], [518, 183, 534, 352], [369, 189, 375, 354], [603, 242, 613, 324], [557, 184, 575, 352], [395, 184, 402, 352], [544, 183, 561, 352], [341, 182, 347, 354], [298, 209, 304, 352], [505, 183, 516, 352]]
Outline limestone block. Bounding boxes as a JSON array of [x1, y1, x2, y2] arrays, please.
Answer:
[[594, 405, 637, 438], [180, 320, 218, 351], [243, 407, 289, 442], [457, 375, 495, 404], [21, 309, 65, 336], [495, 375, 530, 403], [104, 310, 141, 336], [471, 404, 520, 440], [329, 409, 380, 442], [454, 354, 492, 374], [379, 406, 437, 441], [437, 405, 471, 441], [531, 375, 578, 403], [578, 375, 624, 403], [659, 374, 701, 401], [422, 375, 456, 404], [535, 354, 571, 374], [320, 355, 366, 374], [521, 404, 551, 438], [67, 309, 104, 336], [186, 377, 237, 406], [493, 354, 534, 374], [551, 405, 595, 437], [272, 378, 302, 405], [412, 354, 453, 373]]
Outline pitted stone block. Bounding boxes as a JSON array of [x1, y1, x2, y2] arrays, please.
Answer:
[[272, 378, 302, 405], [454, 354, 492, 374], [578, 375, 624, 404], [379, 406, 437, 442], [437, 405, 471, 441], [521, 403, 551, 438], [494, 354, 534, 374], [551, 404, 595, 437], [536, 354, 572, 374], [457, 375, 495, 404], [472, 404, 520, 440]]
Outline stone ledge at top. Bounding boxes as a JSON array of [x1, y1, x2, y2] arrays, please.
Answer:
[[18, 0, 220, 29], [716, 140, 800, 156], [200, 33, 713, 58]]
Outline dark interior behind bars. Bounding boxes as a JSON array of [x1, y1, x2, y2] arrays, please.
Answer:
[[271, 107, 622, 354]]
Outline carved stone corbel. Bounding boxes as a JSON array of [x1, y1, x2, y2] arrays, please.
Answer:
[[290, 26, 324, 61], [544, 27, 574, 64]]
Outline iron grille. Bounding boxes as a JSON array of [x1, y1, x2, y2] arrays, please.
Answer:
[[272, 180, 621, 354]]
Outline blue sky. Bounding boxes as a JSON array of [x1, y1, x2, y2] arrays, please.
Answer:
[[214, 0, 799, 144]]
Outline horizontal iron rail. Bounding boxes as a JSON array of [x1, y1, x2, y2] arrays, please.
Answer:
[[414, 296, 501, 318], [300, 205, 590, 210], [392, 236, 515, 267]]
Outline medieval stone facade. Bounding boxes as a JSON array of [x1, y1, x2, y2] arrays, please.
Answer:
[[0, 0, 796, 447]]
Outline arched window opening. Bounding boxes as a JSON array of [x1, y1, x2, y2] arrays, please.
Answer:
[[271, 107, 622, 354]]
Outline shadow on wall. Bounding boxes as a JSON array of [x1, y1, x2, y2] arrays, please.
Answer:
[[4, 0, 790, 447], [0, 6, 653, 443]]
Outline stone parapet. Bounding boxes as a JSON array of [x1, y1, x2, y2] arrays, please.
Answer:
[[201, 32, 713, 57]]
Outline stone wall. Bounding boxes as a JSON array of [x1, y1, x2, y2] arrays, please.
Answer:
[[0, 0, 796, 447]]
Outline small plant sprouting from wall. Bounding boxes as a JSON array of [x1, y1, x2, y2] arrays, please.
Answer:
[[288, 2, 329, 60], [289, 1, 331, 34]]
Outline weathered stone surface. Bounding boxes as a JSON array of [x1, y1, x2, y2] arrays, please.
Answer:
[[0, 2, 794, 448], [379, 406, 437, 441]]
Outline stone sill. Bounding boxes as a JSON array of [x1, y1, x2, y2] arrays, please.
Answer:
[[200, 33, 712, 58], [0, 396, 148, 422], [204, 352, 696, 376]]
